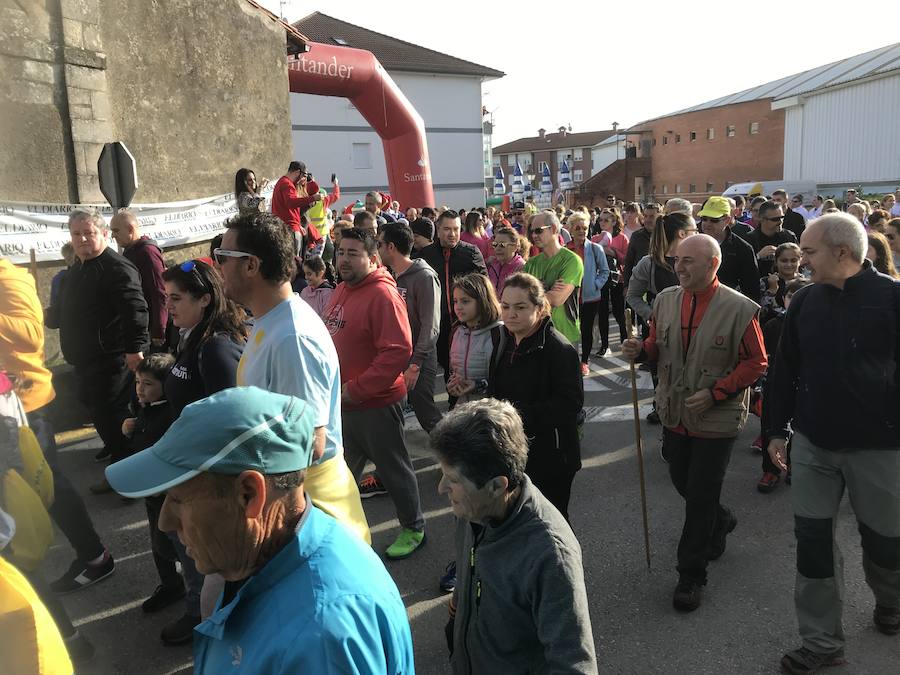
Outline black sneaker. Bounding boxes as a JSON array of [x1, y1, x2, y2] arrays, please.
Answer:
[[160, 613, 201, 646], [439, 560, 457, 593], [672, 578, 702, 612], [780, 646, 845, 674], [646, 409, 660, 425], [142, 583, 186, 613], [358, 473, 388, 499], [874, 604, 900, 635], [707, 510, 738, 561], [94, 447, 110, 462], [63, 631, 96, 665], [49, 550, 115, 594]]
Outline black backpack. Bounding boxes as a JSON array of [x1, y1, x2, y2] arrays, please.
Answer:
[[603, 247, 622, 289]]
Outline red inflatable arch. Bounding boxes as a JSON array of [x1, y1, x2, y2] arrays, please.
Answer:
[[287, 42, 435, 209]]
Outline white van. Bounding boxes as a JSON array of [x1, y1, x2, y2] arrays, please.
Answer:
[[722, 181, 816, 201]]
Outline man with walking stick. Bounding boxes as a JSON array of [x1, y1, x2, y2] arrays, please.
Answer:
[[622, 234, 766, 612]]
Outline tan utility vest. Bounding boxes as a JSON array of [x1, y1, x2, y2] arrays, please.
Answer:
[[653, 283, 759, 438]]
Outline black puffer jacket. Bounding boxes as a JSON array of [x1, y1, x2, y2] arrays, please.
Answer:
[[488, 317, 584, 468], [768, 262, 900, 450], [56, 247, 149, 366]]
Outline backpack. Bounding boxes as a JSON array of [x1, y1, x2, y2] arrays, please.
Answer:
[[603, 247, 622, 289], [0, 387, 54, 572]]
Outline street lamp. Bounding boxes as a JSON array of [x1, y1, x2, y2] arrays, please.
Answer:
[[612, 121, 619, 161]]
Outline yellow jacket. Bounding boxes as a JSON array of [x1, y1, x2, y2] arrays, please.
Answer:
[[0, 260, 55, 412]]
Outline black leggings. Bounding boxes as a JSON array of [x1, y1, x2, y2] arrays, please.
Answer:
[[599, 284, 627, 350], [579, 300, 603, 362]]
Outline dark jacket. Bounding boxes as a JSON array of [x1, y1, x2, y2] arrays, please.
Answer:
[[419, 241, 487, 323], [716, 228, 761, 303], [745, 228, 797, 277], [122, 236, 168, 341], [767, 263, 900, 450], [54, 247, 149, 366], [448, 475, 597, 675], [731, 221, 753, 242], [623, 226, 652, 286], [129, 400, 174, 456], [164, 332, 243, 417], [488, 317, 584, 468], [783, 209, 805, 239]]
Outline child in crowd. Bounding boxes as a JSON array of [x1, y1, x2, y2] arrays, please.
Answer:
[[760, 242, 803, 323], [446, 273, 503, 405], [121, 353, 198, 644], [299, 255, 336, 318], [757, 278, 811, 493]]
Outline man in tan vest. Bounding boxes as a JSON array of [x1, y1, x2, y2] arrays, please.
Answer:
[[623, 234, 767, 612]]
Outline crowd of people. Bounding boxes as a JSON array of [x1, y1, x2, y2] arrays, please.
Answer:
[[0, 161, 898, 674]]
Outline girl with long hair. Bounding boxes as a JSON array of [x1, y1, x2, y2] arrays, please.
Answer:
[[447, 273, 503, 404], [234, 168, 268, 217], [461, 210, 494, 261], [300, 255, 336, 317]]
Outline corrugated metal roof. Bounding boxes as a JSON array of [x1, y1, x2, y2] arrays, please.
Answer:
[[635, 42, 900, 125], [293, 12, 504, 79]]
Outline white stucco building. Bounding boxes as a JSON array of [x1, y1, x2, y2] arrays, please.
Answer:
[[775, 42, 900, 193], [291, 12, 504, 209]]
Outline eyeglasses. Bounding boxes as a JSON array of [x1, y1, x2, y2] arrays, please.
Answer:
[[491, 241, 512, 249], [700, 216, 725, 223], [530, 226, 550, 236], [213, 248, 254, 265]]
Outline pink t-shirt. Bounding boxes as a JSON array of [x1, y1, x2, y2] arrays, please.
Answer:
[[591, 231, 629, 262], [460, 231, 493, 262]]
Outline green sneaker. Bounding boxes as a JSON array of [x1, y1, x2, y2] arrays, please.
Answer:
[[385, 528, 426, 560]]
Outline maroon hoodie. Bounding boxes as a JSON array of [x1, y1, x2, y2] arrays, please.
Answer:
[[323, 266, 412, 411], [123, 236, 167, 341]]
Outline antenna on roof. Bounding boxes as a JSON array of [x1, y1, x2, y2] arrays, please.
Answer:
[[279, 0, 288, 20]]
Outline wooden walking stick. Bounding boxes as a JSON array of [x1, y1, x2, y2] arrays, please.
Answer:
[[625, 308, 651, 570]]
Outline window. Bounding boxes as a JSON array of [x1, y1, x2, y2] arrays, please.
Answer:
[[662, 185, 668, 194], [507, 155, 515, 167], [652, 185, 657, 194], [662, 136, 668, 145], [573, 148, 583, 161], [556, 150, 572, 164], [675, 134, 681, 143], [706, 182, 714, 193], [707, 128, 715, 140], [726, 125, 736, 137], [652, 138, 657, 146], [749, 122, 759, 135], [637, 184, 642, 195], [352, 143, 372, 169], [675, 184, 682, 193], [573, 169, 583, 182], [492, 155, 500, 167], [690, 131, 697, 142], [689, 184, 696, 193]]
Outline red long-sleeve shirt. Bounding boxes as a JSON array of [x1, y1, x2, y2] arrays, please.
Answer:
[[643, 278, 767, 434], [271, 176, 319, 232]]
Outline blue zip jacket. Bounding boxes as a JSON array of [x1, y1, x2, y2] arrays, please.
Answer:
[[194, 505, 415, 674], [580, 241, 610, 303]]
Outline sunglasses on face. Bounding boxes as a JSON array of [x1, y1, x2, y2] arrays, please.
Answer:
[[701, 216, 725, 223], [764, 215, 785, 222], [530, 226, 550, 236], [213, 247, 254, 265], [491, 241, 512, 249]]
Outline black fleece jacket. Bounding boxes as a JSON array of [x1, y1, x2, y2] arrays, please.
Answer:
[[767, 263, 900, 450]]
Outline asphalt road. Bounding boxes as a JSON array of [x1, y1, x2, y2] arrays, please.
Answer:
[[43, 343, 895, 674]]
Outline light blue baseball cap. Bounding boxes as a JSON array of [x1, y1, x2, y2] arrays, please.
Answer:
[[106, 386, 316, 498]]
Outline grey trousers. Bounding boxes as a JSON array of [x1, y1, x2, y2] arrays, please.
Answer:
[[343, 402, 425, 532], [791, 433, 900, 653], [407, 353, 442, 434]]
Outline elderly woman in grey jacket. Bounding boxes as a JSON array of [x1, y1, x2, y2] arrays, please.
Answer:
[[626, 213, 698, 322]]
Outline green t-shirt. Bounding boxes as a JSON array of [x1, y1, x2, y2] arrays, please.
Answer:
[[523, 247, 584, 343]]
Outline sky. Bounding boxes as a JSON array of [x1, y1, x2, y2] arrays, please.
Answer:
[[260, 0, 897, 146]]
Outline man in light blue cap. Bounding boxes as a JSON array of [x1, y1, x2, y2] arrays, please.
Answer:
[[106, 386, 414, 674]]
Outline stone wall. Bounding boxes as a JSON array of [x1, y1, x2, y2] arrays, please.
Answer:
[[2, 0, 296, 362]]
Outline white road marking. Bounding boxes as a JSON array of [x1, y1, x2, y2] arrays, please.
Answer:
[[73, 598, 145, 627]]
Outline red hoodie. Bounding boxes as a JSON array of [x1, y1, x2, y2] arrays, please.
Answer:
[[271, 176, 319, 232], [322, 266, 412, 411]]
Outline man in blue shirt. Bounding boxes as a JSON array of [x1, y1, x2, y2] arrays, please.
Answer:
[[106, 387, 414, 674]]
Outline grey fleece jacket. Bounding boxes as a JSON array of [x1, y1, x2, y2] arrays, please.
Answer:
[[395, 258, 441, 367], [450, 475, 597, 674]]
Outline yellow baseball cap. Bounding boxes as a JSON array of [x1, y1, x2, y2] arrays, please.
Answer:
[[697, 196, 731, 219]]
